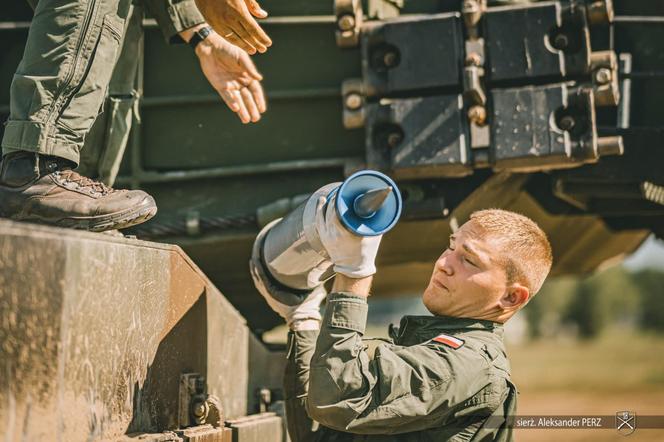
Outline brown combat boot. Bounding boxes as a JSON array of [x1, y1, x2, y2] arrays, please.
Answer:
[[0, 151, 157, 232]]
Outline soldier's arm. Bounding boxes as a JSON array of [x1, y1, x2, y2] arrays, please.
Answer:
[[305, 280, 493, 434], [142, 0, 205, 43]]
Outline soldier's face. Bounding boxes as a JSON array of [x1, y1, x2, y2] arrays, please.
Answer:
[[423, 220, 511, 320]]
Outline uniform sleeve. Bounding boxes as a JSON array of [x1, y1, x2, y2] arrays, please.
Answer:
[[306, 292, 493, 435], [142, 0, 205, 43]]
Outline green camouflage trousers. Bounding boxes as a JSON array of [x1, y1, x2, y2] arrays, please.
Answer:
[[3, 0, 203, 184], [3, 0, 133, 167]]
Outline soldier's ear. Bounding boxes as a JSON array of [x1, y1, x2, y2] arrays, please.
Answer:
[[499, 284, 530, 311]]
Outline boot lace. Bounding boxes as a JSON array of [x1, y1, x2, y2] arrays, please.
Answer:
[[57, 170, 114, 196]]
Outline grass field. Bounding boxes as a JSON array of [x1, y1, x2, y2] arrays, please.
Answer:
[[507, 330, 664, 441]]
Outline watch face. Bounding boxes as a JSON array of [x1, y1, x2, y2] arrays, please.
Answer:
[[198, 26, 212, 39], [190, 26, 213, 49]]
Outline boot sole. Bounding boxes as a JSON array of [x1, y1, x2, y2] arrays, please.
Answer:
[[56, 197, 158, 232], [5, 197, 158, 233]]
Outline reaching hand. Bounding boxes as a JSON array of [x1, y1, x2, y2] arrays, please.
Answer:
[[194, 0, 272, 55], [195, 32, 267, 123]]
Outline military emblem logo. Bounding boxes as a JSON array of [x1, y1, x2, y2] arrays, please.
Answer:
[[616, 411, 636, 436]]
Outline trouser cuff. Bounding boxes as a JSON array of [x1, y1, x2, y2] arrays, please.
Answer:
[[2, 120, 81, 166]]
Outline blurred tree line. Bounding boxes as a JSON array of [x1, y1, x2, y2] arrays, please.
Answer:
[[524, 266, 664, 339]]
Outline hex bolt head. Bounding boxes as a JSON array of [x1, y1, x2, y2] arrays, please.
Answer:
[[383, 51, 398, 68], [594, 67, 612, 85], [192, 400, 209, 421], [344, 93, 362, 110], [387, 132, 403, 148], [468, 105, 487, 125], [559, 115, 576, 131], [553, 33, 569, 50], [337, 14, 356, 32]]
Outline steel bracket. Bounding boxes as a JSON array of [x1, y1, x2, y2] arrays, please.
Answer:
[[585, 0, 614, 25], [335, 0, 363, 48], [590, 50, 620, 106], [491, 84, 603, 172], [365, 95, 473, 179], [179, 373, 224, 429]]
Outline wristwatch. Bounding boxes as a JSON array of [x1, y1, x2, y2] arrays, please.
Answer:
[[188, 25, 213, 50]]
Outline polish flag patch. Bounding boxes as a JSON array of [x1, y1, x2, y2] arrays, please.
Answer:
[[432, 334, 465, 349]]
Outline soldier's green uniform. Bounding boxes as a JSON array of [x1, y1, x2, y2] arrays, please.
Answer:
[[3, 0, 204, 174], [285, 292, 517, 441], [77, 0, 206, 183], [0, 0, 205, 230]]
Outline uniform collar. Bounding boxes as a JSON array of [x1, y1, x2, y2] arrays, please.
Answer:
[[390, 314, 504, 346]]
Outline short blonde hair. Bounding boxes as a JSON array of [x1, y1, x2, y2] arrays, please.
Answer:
[[469, 209, 553, 295]]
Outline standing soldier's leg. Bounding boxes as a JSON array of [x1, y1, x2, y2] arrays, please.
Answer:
[[78, 2, 143, 186], [0, 0, 156, 232]]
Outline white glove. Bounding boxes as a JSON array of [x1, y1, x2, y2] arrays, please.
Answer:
[[250, 255, 326, 331], [315, 195, 382, 278]]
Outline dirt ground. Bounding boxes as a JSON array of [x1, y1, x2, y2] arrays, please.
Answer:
[[508, 331, 664, 441], [514, 391, 664, 441]]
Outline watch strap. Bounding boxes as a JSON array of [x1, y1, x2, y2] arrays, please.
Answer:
[[188, 25, 213, 50]]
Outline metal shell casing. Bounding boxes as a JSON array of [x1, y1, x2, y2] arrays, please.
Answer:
[[261, 183, 339, 291], [260, 171, 402, 291]]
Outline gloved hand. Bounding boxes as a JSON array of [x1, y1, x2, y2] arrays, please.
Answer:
[[315, 194, 382, 278], [250, 253, 326, 331]]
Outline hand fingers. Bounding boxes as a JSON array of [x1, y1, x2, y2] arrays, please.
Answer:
[[216, 85, 261, 123], [236, 20, 268, 54], [224, 27, 257, 54], [238, 53, 263, 81], [238, 10, 272, 48], [316, 196, 327, 214], [240, 87, 261, 122], [233, 90, 252, 123], [245, 0, 268, 18], [248, 80, 267, 113], [217, 88, 241, 113]]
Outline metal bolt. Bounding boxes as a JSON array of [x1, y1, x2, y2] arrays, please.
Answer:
[[467, 105, 487, 125], [193, 401, 208, 418], [465, 52, 482, 67], [337, 14, 356, 32], [258, 388, 272, 413], [597, 136, 624, 156], [383, 51, 398, 68], [344, 93, 362, 110], [259, 388, 272, 405], [387, 132, 403, 148], [594, 67, 612, 85], [559, 115, 576, 131], [553, 33, 569, 50]]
